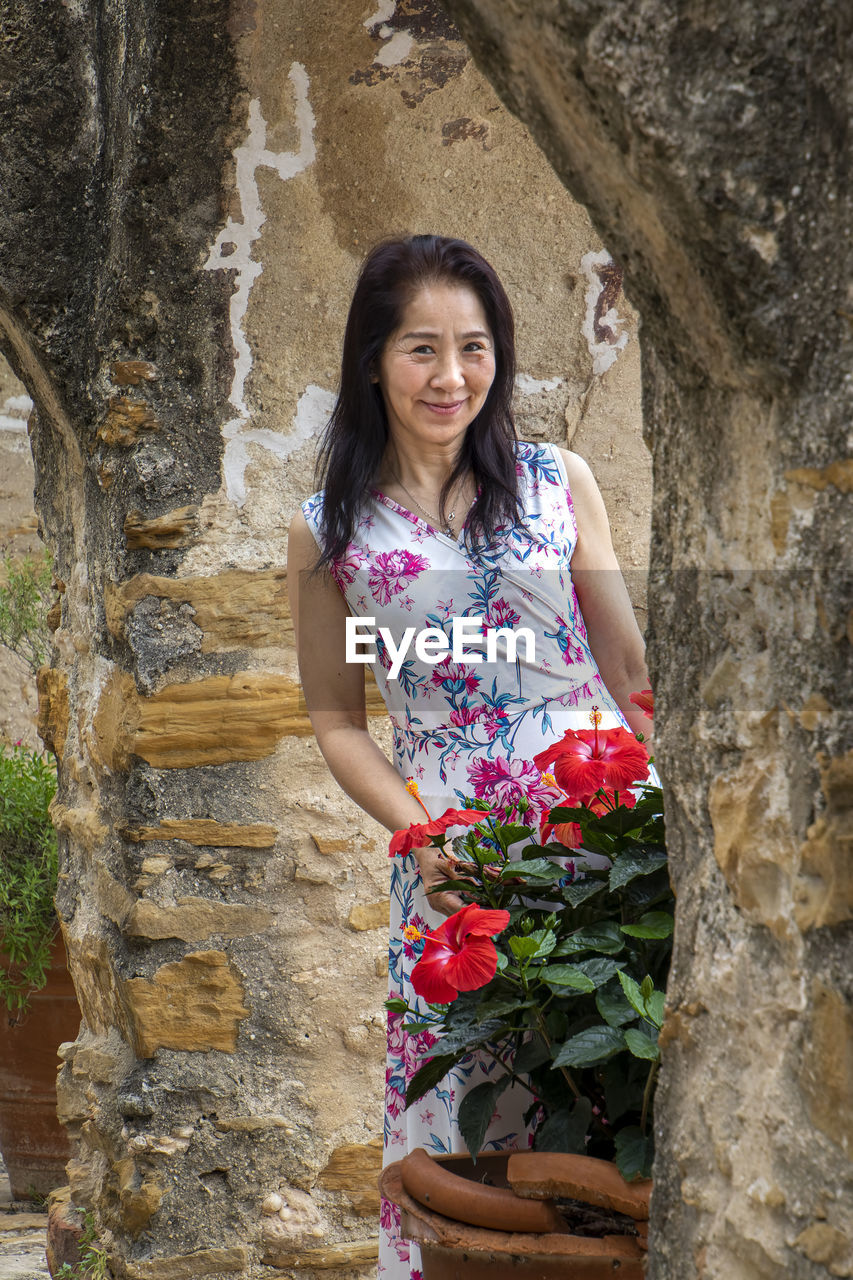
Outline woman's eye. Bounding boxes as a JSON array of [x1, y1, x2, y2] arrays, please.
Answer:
[[464, 342, 486, 353], [412, 344, 434, 355]]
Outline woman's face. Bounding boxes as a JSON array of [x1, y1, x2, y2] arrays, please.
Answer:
[[376, 282, 496, 456]]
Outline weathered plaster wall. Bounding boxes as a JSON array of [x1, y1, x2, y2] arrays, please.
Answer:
[[0, 2, 649, 1276], [439, 2, 853, 1277]]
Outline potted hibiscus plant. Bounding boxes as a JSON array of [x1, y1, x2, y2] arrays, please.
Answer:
[[383, 701, 669, 1269], [389, 706, 668, 1178]]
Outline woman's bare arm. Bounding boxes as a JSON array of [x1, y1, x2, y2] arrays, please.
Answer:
[[558, 449, 653, 745], [288, 511, 465, 914]]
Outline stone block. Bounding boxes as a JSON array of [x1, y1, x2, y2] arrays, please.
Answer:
[[126, 897, 273, 943], [124, 1246, 248, 1278], [123, 506, 199, 550], [318, 1139, 383, 1217], [104, 568, 291, 651], [45, 1186, 83, 1276], [347, 900, 389, 931], [98, 396, 159, 447], [261, 1238, 378, 1269], [122, 950, 250, 1056], [121, 818, 278, 847], [111, 360, 157, 386], [36, 665, 69, 760]]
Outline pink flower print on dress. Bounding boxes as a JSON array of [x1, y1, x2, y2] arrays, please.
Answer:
[[331, 542, 368, 590], [449, 704, 487, 728], [482, 597, 522, 630], [430, 657, 481, 695], [368, 549, 430, 605], [483, 708, 509, 740], [467, 756, 562, 823]]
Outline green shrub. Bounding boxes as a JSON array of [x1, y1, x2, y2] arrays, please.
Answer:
[[0, 548, 54, 678], [0, 742, 59, 1013]]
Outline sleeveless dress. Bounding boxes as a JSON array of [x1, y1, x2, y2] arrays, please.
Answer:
[[302, 441, 631, 1279]]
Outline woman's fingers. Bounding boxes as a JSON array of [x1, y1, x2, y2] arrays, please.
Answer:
[[412, 845, 468, 917]]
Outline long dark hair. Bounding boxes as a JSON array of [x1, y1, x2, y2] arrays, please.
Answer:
[[314, 234, 521, 565]]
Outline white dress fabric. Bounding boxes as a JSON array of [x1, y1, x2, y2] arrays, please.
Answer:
[[302, 442, 631, 1278]]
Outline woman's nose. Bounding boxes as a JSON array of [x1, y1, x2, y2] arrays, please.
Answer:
[[430, 353, 465, 390]]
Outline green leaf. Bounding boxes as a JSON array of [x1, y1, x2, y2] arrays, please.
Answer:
[[510, 936, 541, 960], [533, 1098, 592, 1153], [614, 1126, 654, 1181], [623, 1027, 660, 1061], [571, 957, 625, 989], [458, 1078, 510, 1159], [595, 982, 637, 1028], [560, 878, 608, 907], [620, 911, 674, 939], [502, 858, 565, 883], [617, 971, 647, 1018], [495, 823, 536, 850], [385, 998, 409, 1013], [553, 922, 625, 956], [553, 1025, 626, 1068], [514, 1035, 551, 1074], [526, 928, 557, 959], [541, 964, 596, 994], [405, 1053, 459, 1106], [609, 851, 668, 890], [430, 1019, 505, 1057], [645, 989, 666, 1029]]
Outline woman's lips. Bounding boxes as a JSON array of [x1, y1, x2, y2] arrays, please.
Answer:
[[422, 400, 466, 415]]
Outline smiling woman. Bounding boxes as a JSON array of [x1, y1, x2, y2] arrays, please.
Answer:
[[288, 233, 652, 1278]]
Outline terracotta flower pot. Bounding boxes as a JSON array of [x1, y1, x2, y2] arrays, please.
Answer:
[[380, 1147, 650, 1280], [0, 934, 81, 1199]]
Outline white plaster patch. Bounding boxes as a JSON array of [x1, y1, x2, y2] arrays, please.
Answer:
[[0, 393, 33, 432], [204, 64, 318, 505], [222, 386, 336, 508], [363, 1, 396, 29], [580, 249, 630, 376], [374, 30, 414, 66], [515, 374, 562, 395]]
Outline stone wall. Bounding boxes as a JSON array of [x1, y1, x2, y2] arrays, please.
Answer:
[[0, 3, 648, 1276], [440, 1, 853, 1276]]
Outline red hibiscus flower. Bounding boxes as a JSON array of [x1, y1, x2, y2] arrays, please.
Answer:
[[388, 808, 485, 858], [629, 688, 654, 719], [533, 713, 649, 802], [411, 904, 511, 1003]]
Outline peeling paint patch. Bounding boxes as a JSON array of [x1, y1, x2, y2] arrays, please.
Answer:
[[580, 250, 630, 376], [516, 374, 562, 395], [204, 64, 317, 505], [375, 29, 415, 66], [441, 117, 491, 149], [0, 391, 32, 432], [363, 0, 396, 28], [222, 386, 335, 508]]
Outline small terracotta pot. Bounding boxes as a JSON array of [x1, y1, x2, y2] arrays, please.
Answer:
[[381, 1147, 650, 1280], [0, 934, 81, 1199]]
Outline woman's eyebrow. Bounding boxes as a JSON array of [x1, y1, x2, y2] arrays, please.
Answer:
[[399, 329, 491, 341]]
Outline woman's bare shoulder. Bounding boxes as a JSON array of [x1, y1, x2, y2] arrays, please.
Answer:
[[554, 447, 600, 496]]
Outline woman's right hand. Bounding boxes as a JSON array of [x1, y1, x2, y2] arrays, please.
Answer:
[[413, 845, 470, 917]]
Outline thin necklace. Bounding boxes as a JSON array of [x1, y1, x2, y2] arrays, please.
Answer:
[[391, 468, 469, 538]]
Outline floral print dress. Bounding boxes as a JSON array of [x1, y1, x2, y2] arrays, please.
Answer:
[[302, 442, 630, 1279]]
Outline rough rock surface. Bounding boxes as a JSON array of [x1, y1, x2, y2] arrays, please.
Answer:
[[0, 1, 651, 1277], [441, 1, 853, 1276]]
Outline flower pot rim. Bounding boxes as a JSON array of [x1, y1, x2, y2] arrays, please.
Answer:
[[381, 1157, 646, 1268]]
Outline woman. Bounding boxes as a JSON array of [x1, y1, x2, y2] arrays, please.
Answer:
[[288, 235, 651, 1278]]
